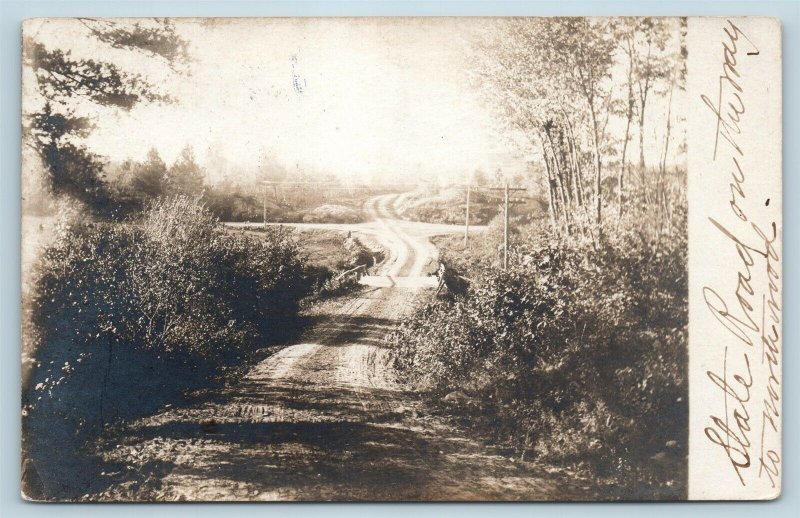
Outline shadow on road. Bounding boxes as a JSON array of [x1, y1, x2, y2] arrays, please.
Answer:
[[299, 313, 399, 348]]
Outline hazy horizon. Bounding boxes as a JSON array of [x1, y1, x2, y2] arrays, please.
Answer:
[[23, 17, 683, 189], [24, 18, 536, 186]]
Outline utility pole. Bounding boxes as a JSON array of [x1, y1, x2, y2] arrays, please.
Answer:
[[464, 182, 471, 248], [486, 183, 527, 270]]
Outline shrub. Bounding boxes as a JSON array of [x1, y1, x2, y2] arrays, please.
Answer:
[[388, 211, 687, 497], [204, 190, 262, 222], [306, 235, 383, 298], [22, 196, 309, 499], [302, 204, 361, 224], [394, 188, 498, 225]]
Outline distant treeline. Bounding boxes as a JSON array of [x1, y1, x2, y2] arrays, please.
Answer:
[[25, 143, 378, 223]]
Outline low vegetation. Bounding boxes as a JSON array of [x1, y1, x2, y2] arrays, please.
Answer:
[[206, 187, 370, 224], [432, 213, 518, 272], [388, 173, 688, 499], [286, 229, 383, 298], [21, 196, 312, 499], [393, 187, 498, 225], [302, 204, 362, 224]]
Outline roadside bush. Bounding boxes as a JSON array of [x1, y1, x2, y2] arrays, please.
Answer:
[[389, 211, 687, 498], [204, 190, 262, 222], [395, 188, 498, 225], [22, 196, 309, 499], [307, 235, 382, 298], [302, 204, 361, 224]]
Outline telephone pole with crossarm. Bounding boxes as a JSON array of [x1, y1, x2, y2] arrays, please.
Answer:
[[483, 183, 528, 270]]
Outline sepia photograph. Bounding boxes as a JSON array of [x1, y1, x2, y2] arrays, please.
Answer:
[[20, 15, 696, 502]]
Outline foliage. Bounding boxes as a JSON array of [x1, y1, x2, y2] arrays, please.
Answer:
[[129, 149, 169, 198], [302, 204, 361, 224], [76, 18, 191, 69], [204, 189, 263, 222], [617, 18, 683, 170], [395, 187, 498, 225], [294, 231, 383, 298], [166, 146, 206, 196], [473, 17, 685, 234], [110, 148, 171, 211], [25, 40, 170, 108], [26, 102, 111, 211], [23, 19, 190, 212], [389, 198, 688, 498], [22, 197, 310, 498], [201, 187, 368, 224], [98, 149, 382, 223]]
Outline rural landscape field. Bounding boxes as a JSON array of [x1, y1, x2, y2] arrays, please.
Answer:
[[22, 17, 688, 501]]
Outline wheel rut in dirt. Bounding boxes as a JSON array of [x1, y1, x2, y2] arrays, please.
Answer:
[[93, 193, 587, 501]]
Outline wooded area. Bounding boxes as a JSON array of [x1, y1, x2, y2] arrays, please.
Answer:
[[475, 17, 686, 242]]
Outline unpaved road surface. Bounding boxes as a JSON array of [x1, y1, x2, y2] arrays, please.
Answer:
[[95, 194, 586, 501]]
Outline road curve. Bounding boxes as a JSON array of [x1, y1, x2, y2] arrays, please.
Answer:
[[225, 193, 486, 279], [93, 194, 585, 501], [363, 193, 439, 278]]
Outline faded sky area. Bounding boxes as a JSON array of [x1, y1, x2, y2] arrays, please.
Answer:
[[25, 18, 516, 185]]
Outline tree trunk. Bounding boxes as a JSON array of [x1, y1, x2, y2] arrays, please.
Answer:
[[558, 130, 574, 207], [563, 115, 585, 208], [637, 74, 651, 171], [638, 108, 646, 170], [620, 42, 635, 220], [620, 111, 632, 220], [658, 85, 675, 238], [545, 130, 572, 234], [590, 107, 603, 228], [541, 141, 559, 234], [660, 85, 674, 175]]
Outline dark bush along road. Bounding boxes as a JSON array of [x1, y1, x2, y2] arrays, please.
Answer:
[[93, 194, 590, 501]]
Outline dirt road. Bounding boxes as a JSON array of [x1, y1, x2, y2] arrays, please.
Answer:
[[95, 194, 583, 501]]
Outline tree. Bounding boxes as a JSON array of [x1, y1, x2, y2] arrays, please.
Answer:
[[475, 17, 686, 241], [23, 18, 190, 214], [26, 102, 107, 206], [167, 146, 205, 196], [474, 18, 614, 237], [628, 18, 672, 170], [257, 153, 289, 184], [130, 148, 169, 199], [540, 18, 615, 228], [472, 169, 488, 187], [613, 18, 684, 230], [616, 20, 638, 219]]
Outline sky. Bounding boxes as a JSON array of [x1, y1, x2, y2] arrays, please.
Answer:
[[22, 17, 684, 187], [24, 17, 523, 185]]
